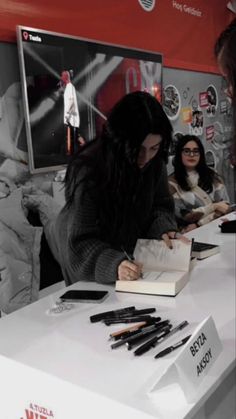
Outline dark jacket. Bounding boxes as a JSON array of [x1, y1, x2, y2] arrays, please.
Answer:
[[55, 160, 177, 285]]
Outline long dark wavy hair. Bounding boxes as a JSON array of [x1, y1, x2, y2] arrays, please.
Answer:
[[215, 18, 236, 161], [172, 135, 220, 193], [65, 91, 173, 245]]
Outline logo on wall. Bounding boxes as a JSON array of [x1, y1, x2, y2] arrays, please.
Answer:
[[22, 31, 42, 43], [138, 0, 156, 11], [19, 403, 55, 419], [163, 85, 181, 121], [23, 31, 29, 41]]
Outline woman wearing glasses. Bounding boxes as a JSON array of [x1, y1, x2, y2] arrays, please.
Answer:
[[168, 135, 230, 233]]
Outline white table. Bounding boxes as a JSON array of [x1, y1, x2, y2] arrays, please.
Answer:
[[0, 215, 235, 419]]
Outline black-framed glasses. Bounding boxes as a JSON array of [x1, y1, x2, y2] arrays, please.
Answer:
[[182, 148, 200, 156]]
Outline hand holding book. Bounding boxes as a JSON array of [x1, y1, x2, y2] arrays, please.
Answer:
[[116, 239, 192, 296]]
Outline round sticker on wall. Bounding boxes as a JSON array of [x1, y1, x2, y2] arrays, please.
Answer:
[[206, 85, 218, 117], [163, 85, 181, 121]]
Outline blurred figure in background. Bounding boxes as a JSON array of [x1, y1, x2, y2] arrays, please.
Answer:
[[215, 17, 236, 166]]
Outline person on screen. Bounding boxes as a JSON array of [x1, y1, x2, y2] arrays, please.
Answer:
[[54, 91, 179, 285], [60, 70, 81, 155], [214, 18, 236, 165], [168, 135, 230, 233]]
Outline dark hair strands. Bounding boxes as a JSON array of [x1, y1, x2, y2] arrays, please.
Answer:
[[64, 91, 173, 244]]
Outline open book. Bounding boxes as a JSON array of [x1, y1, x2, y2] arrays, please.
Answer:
[[116, 239, 192, 297]]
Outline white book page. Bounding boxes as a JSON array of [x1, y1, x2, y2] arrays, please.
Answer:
[[134, 239, 191, 272], [142, 271, 163, 281], [142, 271, 184, 283]]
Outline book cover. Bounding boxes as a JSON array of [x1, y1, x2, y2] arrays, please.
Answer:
[[116, 239, 192, 297], [191, 241, 220, 259]]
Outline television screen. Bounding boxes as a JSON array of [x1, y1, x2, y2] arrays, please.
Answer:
[[17, 26, 163, 174]]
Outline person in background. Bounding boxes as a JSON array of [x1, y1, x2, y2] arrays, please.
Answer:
[[215, 17, 236, 165], [168, 135, 230, 233], [60, 70, 81, 155], [214, 18, 236, 232], [54, 91, 178, 285]]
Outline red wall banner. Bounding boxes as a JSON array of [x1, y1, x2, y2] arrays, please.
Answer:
[[0, 0, 233, 73]]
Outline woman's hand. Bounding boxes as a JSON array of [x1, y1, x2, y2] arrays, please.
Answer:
[[118, 260, 143, 281], [213, 201, 230, 215], [162, 231, 191, 248], [161, 231, 179, 248]]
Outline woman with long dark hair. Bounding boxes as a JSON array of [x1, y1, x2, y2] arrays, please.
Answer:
[[55, 91, 178, 285], [168, 135, 230, 233]]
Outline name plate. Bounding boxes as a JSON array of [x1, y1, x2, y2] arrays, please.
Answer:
[[175, 316, 223, 400], [148, 316, 222, 402]]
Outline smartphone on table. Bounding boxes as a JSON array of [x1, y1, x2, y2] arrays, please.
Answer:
[[59, 290, 109, 303]]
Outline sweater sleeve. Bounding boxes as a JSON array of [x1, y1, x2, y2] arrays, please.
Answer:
[[55, 183, 125, 285], [168, 178, 216, 226], [211, 180, 230, 203], [147, 163, 177, 238]]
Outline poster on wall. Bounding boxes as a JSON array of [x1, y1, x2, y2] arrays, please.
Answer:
[[17, 26, 162, 174], [163, 85, 181, 121]]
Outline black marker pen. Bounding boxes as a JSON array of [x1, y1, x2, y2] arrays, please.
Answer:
[[90, 306, 135, 323], [127, 323, 172, 351], [104, 315, 153, 325], [154, 334, 191, 358], [111, 322, 168, 350]]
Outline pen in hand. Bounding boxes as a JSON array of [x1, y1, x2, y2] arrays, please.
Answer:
[[122, 247, 143, 279]]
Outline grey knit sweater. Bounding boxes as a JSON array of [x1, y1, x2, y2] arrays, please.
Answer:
[[55, 161, 177, 285]]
